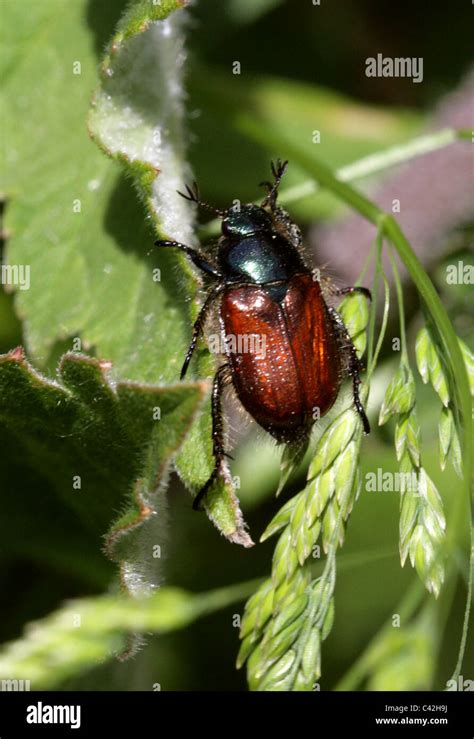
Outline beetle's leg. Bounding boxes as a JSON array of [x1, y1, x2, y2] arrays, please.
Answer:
[[193, 363, 232, 511], [334, 285, 372, 302], [180, 283, 224, 380], [260, 158, 288, 211], [327, 306, 370, 435], [321, 281, 372, 308], [154, 240, 222, 278]]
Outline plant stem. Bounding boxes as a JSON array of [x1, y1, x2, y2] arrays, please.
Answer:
[[367, 229, 391, 379], [387, 246, 408, 362], [191, 577, 265, 618]]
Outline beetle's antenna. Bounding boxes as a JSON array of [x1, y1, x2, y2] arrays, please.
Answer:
[[260, 158, 288, 210], [177, 181, 224, 218]]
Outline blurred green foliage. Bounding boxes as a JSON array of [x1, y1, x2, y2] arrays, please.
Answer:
[[0, 0, 472, 691]]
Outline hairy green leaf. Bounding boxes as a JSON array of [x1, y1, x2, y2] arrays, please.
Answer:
[[0, 348, 204, 596], [2, 0, 249, 543]]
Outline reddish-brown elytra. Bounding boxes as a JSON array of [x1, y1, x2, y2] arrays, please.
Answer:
[[155, 160, 371, 510]]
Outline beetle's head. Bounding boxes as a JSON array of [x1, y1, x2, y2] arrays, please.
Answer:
[[221, 204, 273, 239]]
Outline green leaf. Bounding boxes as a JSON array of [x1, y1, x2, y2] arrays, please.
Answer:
[[175, 401, 254, 547], [88, 0, 194, 245], [88, 0, 250, 540], [2, 0, 187, 380], [0, 348, 203, 595], [2, 0, 248, 543]]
